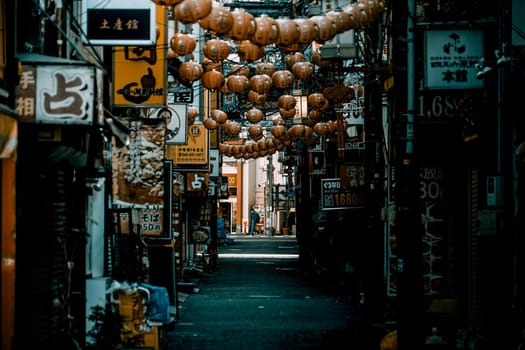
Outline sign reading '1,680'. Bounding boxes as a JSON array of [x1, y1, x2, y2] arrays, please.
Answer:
[[321, 178, 365, 210]]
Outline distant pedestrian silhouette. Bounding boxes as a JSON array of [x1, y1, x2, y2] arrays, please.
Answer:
[[249, 207, 260, 235]]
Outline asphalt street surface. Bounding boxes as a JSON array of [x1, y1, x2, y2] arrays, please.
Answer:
[[167, 235, 386, 349]]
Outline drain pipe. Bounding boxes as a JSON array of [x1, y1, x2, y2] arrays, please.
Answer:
[[397, 0, 425, 348]]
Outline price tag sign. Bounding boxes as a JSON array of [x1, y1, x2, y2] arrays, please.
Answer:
[[321, 178, 364, 210]]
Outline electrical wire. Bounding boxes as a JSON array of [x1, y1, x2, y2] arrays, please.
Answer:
[[31, 0, 107, 72]]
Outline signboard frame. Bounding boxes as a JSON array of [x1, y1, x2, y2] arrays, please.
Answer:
[[424, 29, 485, 90], [320, 178, 364, 210], [82, 0, 157, 46]]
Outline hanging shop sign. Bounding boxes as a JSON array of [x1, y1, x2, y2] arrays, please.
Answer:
[[112, 118, 166, 206], [190, 226, 210, 244], [148, 104, 188, 145], [340, 163, 365, 188], [15, 62, 95, 125], [320, 178, 364, 210], [166, 124, 209, 168], [111, 206, 165, 237], [219, 176, 229, 199], [138, 205, 163, 236], [309, 151, 326, 175], [209, 149, 220, 177], [168, 85, 194, 104], [424, 29, 484, 89], [226, 174, 237, 188], [82, 0, 157, 46], [112, 5, 167, 107], [186, 173, 209, 192]]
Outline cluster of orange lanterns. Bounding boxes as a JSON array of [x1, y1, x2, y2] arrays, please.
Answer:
[[151, 0, 385, 159]]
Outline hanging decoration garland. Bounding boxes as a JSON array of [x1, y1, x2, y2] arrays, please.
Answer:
[[150, 0, 385, 159]]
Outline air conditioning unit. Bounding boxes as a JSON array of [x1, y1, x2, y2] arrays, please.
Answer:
[[320, 30, 357, 59], [477, 209, 503, 236]]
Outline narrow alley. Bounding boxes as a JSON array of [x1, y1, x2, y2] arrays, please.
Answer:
[[167, 235, 388, 349]]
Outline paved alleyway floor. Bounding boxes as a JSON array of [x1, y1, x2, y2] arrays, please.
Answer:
[[166, 235, 387, 350]]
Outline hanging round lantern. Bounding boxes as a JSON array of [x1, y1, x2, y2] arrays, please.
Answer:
[[178, 61, 203, 84], [237, 40, 265, 62], [313, 122, 329, 135], [249, 74, 273, 94], [292, 61, 314, 80], [252, 14, 280, 47], [271, 124, 287, 138], [273, 118, 285, 126], [276, 18, 300, 47], [294, 18, 316, 45], [308, 109, 322, 122], [327, 120, 338, 133], [226, 74, 249, 93], [318, 99, 330, 111], [203, 116, 219, 130], [248, 142, 259, 153], [202, 69, 225, 91], [218, 143, 230, 155], [279, 108, 296, 119], [231, 145, 241, 156], [170, 32, 197, 56], [167, 48, 178, 60], [278, 94, 296, 109], [310, 15, 337, 43], [175, 0, 213, 24], [308, 92, 328, 110], [357, 2, 371, 26], [211, 109, 228, 124], [223, 120, 242, 137], [188, 106, 199, 125], [228, 64, 250, 77], [256, 62, 276, 76], [202, 58, 222, 72], [359, 0, 377, 19], [311, 51, 331, 69], [203, 38, 230, 62], [271, 70, 295, 89], [258, 149, 268, 157], [326, 10, 353, 33], [245, 108, 264, 123], [199, 5, 233, 34], [304, 125, 313, 138], [343, 4, 362, 28], [281, 132, 292, 145], [248, 124, 264, 140], [227, 9, 256, 41], [247, 90, 267, 105], [284, 52, 305, 69], [288, 124, 306, 140], [258, 140, 269, 151]]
